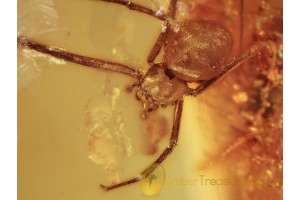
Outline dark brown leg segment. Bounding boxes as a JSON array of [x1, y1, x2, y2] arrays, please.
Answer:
[[147, 32, 167, 63], [168, 0, 178, 18], [146, 0, 178, 63], [99, 98, 184, 191], [17, 36, 143, 80], [99, 0, 166, 20], [187, 41, 273, 96]]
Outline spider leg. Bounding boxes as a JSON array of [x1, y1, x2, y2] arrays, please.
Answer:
[[147, 0, 178, 63], [17, 35, 143, 80], [168, 0, 178, 18], [99, 98, 184, 191], [125, 82, 140, 93], [147, 32, 168, 63], [187, 41, 273, 96], [97, 0, 166, 20]]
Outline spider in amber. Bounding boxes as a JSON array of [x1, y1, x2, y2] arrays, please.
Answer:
[[17, 0, 273, 191]]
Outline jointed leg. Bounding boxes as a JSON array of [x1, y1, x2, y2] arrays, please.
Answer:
[[99, 98, 184, 191], [98, 0, 179, 64], [187, 41, 273, 96], [98, 0, 166, 20], [147, 32, 168, 63], [17, 36, 143, 80], [168, 0, 178, 19], [147, 0, 178, 63]]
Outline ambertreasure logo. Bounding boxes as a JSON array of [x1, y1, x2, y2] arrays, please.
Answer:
[[140, 165, 282, 196], [140, 164, 166, 196], [165, 175, 282, 187]]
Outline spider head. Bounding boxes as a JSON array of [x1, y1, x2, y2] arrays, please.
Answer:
[[135, 63, 188, 119]]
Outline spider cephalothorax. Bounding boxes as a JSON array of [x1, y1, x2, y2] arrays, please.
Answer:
[[135, 63, 188, 118]]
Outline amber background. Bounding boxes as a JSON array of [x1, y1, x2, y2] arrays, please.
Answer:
[[18, 0, 282, 200]]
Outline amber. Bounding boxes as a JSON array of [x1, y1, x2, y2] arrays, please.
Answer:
[[165, 20, 232, 82], [18, 0, 282, 199], [188, 0, 283, 199]]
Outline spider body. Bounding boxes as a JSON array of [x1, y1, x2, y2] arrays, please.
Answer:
[[135, 20, 233, 118], [17, 0, 273, 191], [165, 20, 233, 81]]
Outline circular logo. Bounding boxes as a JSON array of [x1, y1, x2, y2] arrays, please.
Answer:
[[140, 164, 166, 196]]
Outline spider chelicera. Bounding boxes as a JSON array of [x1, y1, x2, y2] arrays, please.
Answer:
[[17, 0, 273, 191]]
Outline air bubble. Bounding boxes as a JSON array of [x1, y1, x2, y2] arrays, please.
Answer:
[[232, 92, 249, 104], [172, 23, 180, 33], [160, 21, 167, 33], [155, 6, 165, 17], [168, 19, 180, 33]]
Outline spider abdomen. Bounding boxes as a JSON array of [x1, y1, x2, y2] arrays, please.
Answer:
[[165, 20, 233, 82]]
